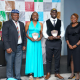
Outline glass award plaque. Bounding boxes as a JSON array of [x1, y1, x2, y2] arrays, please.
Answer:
[[51, 30, 58, 37], [32, 33, 38, 40]]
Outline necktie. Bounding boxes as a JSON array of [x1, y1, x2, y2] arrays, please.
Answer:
[[15, 22, 20, 39], [53, 20, 56, 27]]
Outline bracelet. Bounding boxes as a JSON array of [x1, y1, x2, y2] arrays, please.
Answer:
[[39, 37, 41, 40]]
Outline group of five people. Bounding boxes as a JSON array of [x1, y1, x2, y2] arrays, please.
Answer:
[[2, 8, 80, 80]]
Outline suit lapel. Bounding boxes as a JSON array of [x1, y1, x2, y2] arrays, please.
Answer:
[[10, 20, 23, 38], [9, 19, 17, 31], [9, 20, 18, 41]]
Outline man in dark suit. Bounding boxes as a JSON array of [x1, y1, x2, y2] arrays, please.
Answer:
[[2, 9, 26, 80], [43, 8, 65, 79]]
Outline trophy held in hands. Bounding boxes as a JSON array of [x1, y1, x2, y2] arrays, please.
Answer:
[[51, 30, 58, 37], [32, 33, 38, 40]]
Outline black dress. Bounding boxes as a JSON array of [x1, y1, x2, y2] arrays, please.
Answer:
[[65, 22, 80, 72]]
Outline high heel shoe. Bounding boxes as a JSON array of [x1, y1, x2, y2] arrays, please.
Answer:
[[68, 74, 75, 79], [29, 75, 33, 80]]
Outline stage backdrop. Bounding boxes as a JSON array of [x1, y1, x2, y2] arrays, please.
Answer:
[[0, 0, 61, 64]]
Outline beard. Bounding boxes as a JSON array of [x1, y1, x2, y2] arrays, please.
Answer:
[[51, 15, 57, 19]]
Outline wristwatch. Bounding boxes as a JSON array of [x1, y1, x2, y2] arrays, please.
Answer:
[[76, 44, 78, 46]]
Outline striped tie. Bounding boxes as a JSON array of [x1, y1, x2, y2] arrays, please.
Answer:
[[15, 22, 20, 39]]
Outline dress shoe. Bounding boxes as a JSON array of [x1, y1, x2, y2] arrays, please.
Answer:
[[44, 73, 51, 79], [68, 74, 75, 79], [55, 73, 64, 79]]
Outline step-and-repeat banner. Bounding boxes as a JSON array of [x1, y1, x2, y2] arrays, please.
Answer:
[[0, 0, 61, 64]]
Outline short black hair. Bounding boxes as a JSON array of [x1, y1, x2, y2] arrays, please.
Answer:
[[71, 13, 79, 19], [51, 8, 57, 12]]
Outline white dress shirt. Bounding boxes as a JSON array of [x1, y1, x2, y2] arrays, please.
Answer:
[[43, 18, 65, 39], [12, 20, 22, 44]]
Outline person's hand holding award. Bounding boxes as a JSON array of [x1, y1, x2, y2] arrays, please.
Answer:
[[32, 33, 38, 40], [51, 30, 58, 37]]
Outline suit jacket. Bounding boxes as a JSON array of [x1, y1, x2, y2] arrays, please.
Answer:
[[2, 19, 26, 52]]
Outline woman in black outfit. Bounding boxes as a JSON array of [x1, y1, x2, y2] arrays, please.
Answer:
[[65, 13, 80, 80]]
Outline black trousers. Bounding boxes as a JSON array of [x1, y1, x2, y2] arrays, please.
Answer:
[[46, 39, 62, 73]]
